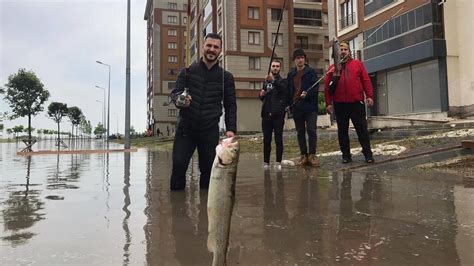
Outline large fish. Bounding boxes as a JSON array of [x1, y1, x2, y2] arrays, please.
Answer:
[[207, 137, 240, 266]]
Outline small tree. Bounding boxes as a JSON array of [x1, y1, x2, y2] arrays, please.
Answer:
[[12, 125, 24, 139], [47, 102, 68, 145], [80, 118, 92, 138], [94, 123, 106, 137], [67, 106, 82, 138], [2, 69, 50, 150], [6, 128, 13, 139]]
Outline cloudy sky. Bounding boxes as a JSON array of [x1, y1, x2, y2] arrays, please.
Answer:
[[0, 0, 148, 135]]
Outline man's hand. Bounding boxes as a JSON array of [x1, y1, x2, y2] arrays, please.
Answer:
[[183, 95, 192, 108], [225, 131, 235, 138], [266, 73, 274, 83], [259, 89, 266, 97], [326, 105, 333, 114], [300, 91, 307, 98], [366, 98, 374, 107]]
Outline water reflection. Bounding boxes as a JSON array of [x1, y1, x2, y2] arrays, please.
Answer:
[[263, 170, 289, 262], [1, 156, 45, 246], [144, 150, 212, 265], [122, 153, 131, 264]]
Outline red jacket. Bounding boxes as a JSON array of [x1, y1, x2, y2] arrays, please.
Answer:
[[324, 58, 373, 106]]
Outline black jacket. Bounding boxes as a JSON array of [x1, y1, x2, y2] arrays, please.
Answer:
[[260, 74, 288, 117], [172, 59, 237, 133]]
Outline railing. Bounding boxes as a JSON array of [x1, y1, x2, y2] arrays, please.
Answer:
[[339, 12, 356, 29]]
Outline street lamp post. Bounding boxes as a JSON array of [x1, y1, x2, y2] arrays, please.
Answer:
[[95, 85, 106, 139], [96, 60, 111, 149]]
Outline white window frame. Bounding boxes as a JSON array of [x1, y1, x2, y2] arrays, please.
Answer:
[[248, 7, 260, 20], [249, 57, 261, 70], [271, 33, 283, 46], [248, 31, 260, 45]]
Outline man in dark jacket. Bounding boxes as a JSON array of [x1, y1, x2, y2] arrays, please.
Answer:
[[259, 59, 288, 171], [169, 33, 237, 190], [287, 49, 319, 167], [324, 40, 374, 163]]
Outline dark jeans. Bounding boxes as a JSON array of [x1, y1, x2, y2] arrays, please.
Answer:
[[292, 111, 317, 155], [261, 113, 285, 163], [170, 126, 219, 190], [334, 102, 373, 159]]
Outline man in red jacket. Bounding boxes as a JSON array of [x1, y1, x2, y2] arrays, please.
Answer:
[[324, 41, 374, 163]]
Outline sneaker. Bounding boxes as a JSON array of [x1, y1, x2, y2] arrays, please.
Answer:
[[263, 162, 270, 170], [296, 155, 308, 166], [342, 157, 352, 164], [308, 154, 320, 167], [365, 156, 375, 163], [274, 162, 282, 171]]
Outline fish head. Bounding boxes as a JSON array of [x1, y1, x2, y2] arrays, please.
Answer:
[[216, 137, 240, 166]]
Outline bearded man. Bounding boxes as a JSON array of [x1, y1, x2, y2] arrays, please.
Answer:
[[324, 40, 374, 164], [170, 33, 237, 190]]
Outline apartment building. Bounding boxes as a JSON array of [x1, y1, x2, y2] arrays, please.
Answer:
[[443, 0, 474, 117], [329, 0, 473, 125], [144, 0, 188, 136], [182, 0, 329, 131]]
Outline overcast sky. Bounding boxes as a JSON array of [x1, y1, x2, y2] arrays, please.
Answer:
[[0, 0, 148, 135]]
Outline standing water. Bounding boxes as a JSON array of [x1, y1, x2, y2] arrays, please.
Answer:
[[1, 140, 473, 265]]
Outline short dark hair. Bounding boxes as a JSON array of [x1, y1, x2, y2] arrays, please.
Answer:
[[271, 59, 281, 66], [204, 33, 222, 44]]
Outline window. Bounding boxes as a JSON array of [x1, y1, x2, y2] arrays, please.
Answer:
[[250, 82, 262, 90], [168, 69, 178, 75], [294, 8, 322, 26], [168, 29, 177, 36], [183, 17, 187, 25], [249, 57, 261, 70], [168, 56, 178, 63], [271, 33, 283, 46], [168, 42, 177, 49], [340, 0, 356, 29], [168, 109, 178, 117], [271, 9, 282, 21], [295, 36, 309, 49], [248, 7, 260, 20], [168, 2, 177, 10], [183, 4, 188, 11], [168, 82, 176, 90], [248, 31, 260, 45], [167, 16, 177, 24]]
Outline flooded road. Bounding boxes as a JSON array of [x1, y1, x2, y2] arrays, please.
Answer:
[[1, 140, 473, 265]]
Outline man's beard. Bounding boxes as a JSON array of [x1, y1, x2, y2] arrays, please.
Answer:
[[341, 53, 350, 63], [271, 70, 280, 76], [204, 52, 218, 62]]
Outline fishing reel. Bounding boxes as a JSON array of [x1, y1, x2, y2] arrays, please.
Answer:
[[265, 82, 273, 92], [175, 87, 189, 107]]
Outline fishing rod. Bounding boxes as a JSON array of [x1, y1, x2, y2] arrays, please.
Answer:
[[265, 0, 287, 92], [287, 42, 348, 111]]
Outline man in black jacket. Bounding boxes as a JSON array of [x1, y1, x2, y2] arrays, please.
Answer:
[[170, 33, 237, 190], [259, 60, 288, 171]]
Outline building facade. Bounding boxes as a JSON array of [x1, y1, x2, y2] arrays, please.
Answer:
[[145, 0, 329, 133], [329, 0, 473, 124], [144, 0, 188, 136], [443, 0, 474, 117]]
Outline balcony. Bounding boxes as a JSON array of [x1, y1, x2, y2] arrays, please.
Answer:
[[340, 12, 356, 30], [294, 43, 323, 51]]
